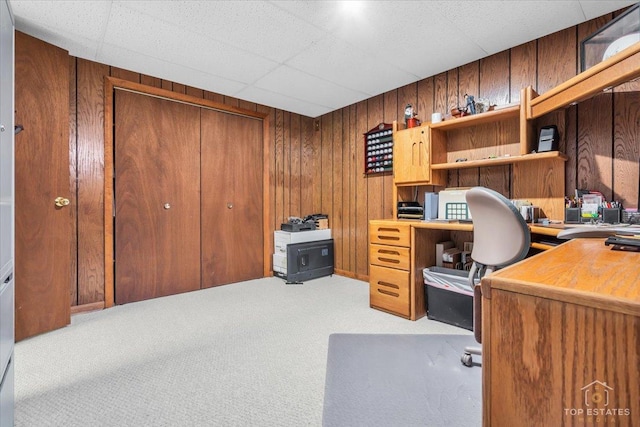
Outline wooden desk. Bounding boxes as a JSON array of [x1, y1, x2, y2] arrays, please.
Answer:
[[482, 238, 640, 426], [368, 219, 562, 320]]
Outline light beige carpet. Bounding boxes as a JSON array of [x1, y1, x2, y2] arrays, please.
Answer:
[[15, 275, 469, 426]]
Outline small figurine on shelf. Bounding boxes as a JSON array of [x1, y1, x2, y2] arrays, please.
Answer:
[[404, 104, 414, 125], [464, 94, 476, 115], [404, 104, 420, 128]]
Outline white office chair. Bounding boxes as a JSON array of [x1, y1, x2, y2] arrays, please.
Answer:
[[461, 187, 531, 367]]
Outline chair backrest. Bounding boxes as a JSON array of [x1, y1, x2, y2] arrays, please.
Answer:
[[466, 187, 531, 269]]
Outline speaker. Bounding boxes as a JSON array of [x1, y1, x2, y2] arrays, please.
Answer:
[[538, 125, 559, 152], [424, 192, 439, 220]]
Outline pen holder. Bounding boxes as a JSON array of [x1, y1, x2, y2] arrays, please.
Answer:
[[602, 208, 621, 224], [565, 208, 581, 224]]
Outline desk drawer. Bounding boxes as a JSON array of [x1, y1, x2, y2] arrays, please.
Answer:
[[369, 264, 410, 317], [369, 223, 410, 247], [369, 244, 410, 270]]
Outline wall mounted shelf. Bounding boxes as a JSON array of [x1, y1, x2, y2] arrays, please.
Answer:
[[431, 151, 568, 170]]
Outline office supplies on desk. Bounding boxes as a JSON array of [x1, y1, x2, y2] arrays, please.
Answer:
[[397, 201, 424, 219], [604, 235, 640, 252]]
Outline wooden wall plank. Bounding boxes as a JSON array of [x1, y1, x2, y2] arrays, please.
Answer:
[[480, 51, 512, 195], [321, 112, 333, 216], [355, 100, 369, 278], [204, 90, 225, 104], [332, 110, 344, 271], [274, 110, 284, 228], [537, 28, 576, 94], [577, 93, 613, 199], [110, 67, 139, 83], [69, 56, 78, 306], [446, 69, 460, 188], [140, 75, 162, 88], [446, 68, 459, 114], [257, 103, 275, 261], [417, 77, 434, 124], [481, 51, 510, 106], [434, 72, 447, 117], [510, 41, 537, 102], [366, 95, 384, 223], [172, 82, 186, 94], [347, 105, 357, 274], [77, 58, 109, 304], [300, 116, 315, 216], [458, 62, 481, 188], [383, 90, 397, 219], [290, 114, 301, 217], [283, 112, 291, 220], [613, 91, 640, 208], [186, 85, 203, 98]]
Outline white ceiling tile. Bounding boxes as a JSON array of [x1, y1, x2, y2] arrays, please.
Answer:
[[10, 0, 111, 40], [103, 3, 279, 84], [580, 0, 637, 19], [119, 0, 328, 63], [236, 85, 333, 117], [8, 0, 634, 118], [254, 65, 370, 109], [286, 34, 420, 95], [98, 42, 247, 96]]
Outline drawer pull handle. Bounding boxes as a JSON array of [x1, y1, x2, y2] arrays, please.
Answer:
[[378, 235, 400, 241], [378, 249, 399, 255], [377, 281, 399, 290], [378, 227, 400, 233], [378, 257, 400, 264], [377, 288, 399, 298]]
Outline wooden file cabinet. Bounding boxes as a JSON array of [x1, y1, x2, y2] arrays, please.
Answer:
[[368, 222, 411, 318], [482, 238, 640, 426]]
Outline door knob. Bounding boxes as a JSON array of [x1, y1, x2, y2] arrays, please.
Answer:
[[164, 203, 171, 210], [227, 203, 233, 209], [54, 197, 70, 207]]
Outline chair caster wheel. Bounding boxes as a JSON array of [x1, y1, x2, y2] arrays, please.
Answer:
[[461, 352, 473, 367]]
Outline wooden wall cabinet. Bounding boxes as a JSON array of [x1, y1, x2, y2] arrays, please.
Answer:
[[392, 121, 446, 186]]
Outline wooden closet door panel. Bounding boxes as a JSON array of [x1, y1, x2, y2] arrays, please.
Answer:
[[114, 90, 201, 304], [14, 32, 71, 341], [201, 109, 263, 287]]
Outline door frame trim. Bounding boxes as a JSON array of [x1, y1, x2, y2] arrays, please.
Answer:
[[103, 77, 270, 308]]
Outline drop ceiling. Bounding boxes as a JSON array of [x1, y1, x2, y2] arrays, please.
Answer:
[[8, 0, 637, 118]]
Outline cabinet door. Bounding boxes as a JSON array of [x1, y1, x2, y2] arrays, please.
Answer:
[[114, 90, 202, 304], [200, 109, 263, 287], [393, 126, 431, 184]]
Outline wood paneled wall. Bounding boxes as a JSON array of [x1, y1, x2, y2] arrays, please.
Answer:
[[305, 9, 640, 279], [67, 8, 640, 307]]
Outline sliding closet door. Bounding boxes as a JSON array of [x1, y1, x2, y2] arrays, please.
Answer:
[[114, 90, 201, 304], [201, 109, 263, 287]]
